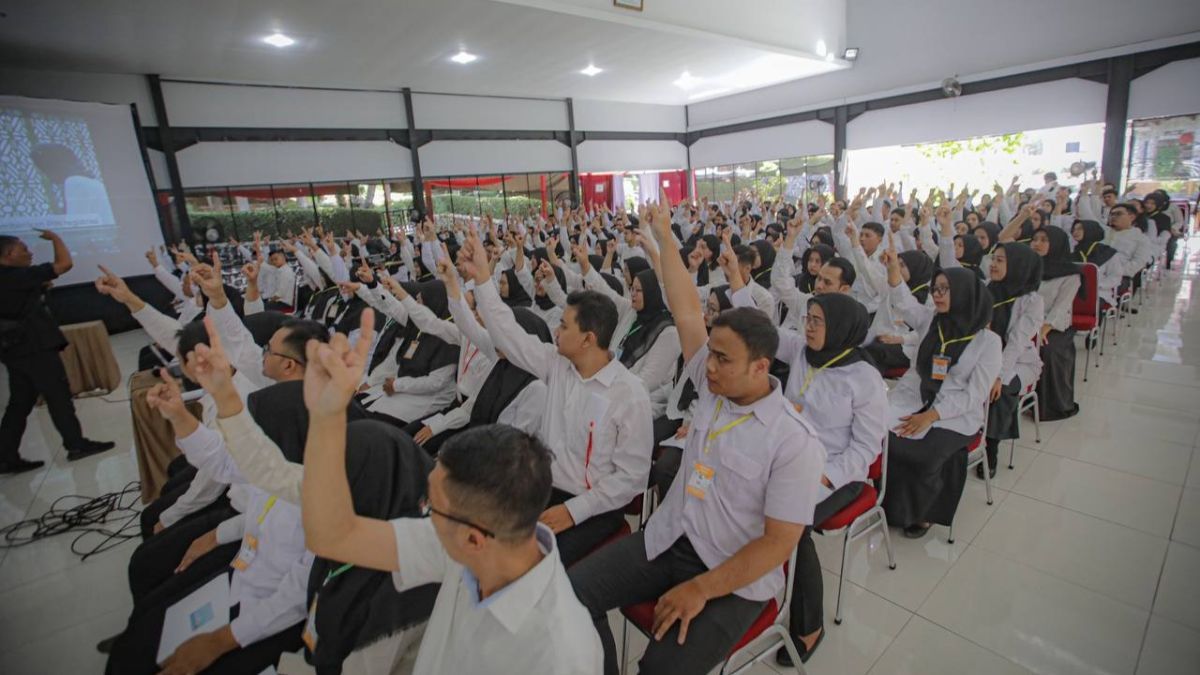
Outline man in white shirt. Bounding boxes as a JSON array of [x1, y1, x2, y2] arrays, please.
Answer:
[[298, 316, 602, 675], [258, 250, 297, 310], [463, 231, 654, 566], [569, 198, 824, 675]]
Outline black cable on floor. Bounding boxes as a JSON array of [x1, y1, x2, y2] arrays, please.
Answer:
[[0, 481, 143, 561]]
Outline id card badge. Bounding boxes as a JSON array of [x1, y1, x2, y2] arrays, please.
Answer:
[[231, 534, 258, 571], [301, 597, 319, 651], [931, 354, 950, 381], [685, 462, 715, 500], [403, 340, 421, 360]]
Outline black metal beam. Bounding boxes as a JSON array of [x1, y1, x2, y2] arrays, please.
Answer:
[[566, 98, 580, 207], [402, 88, 425, 218], [1101, 55, 1135, 188], [579, 130, 687, 143], [146, 74, 191, 243]]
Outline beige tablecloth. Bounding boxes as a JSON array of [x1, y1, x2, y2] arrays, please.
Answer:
[[59, 320, 121, 396], [130, 370, 200, 504]]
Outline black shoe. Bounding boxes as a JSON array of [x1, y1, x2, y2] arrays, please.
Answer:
[[902, 523, 932, 539], [975, 462, 997, 480], [0, 457, 45, 475], [96, 633, 120, 654], [775, 627, 825, 667], [66, 439, 115, 461]]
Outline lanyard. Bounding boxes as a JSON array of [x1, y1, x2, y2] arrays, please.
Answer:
[[993, 297, 1017, 309], [622, 323, 643, 344], [704, 399, 754, 454], [910, 282, 929, 294], [324, 563, 353, 585], [257, 496, 278, 525], [1082, 241, 1099, 261], [936, 323, 976, 355], [797, 347, 854, 398]]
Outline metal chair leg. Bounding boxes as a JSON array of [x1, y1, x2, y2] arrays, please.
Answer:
[[834, 530, 850, 625], [1032, 393, 1041, 443], [982, 451, 994, 505]]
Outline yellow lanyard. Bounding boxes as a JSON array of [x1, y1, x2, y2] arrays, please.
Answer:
[[704, 399, 754, 455], [910, 282, 929, 295], [937, 323, 976, 355], [1081, 241, 1099, 261], [993, 297, 1017, 309], [797, 347, 854, 398], [257, 496, 278, 525]]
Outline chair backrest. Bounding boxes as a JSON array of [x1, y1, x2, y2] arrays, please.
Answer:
[[872, 433, 889, 507], [1073, 262, 1100, 321]]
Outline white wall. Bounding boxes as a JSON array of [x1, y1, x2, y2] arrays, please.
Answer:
[[690, 120, 832, 167], [577, 140, 686, 172], [573, 99, 685, 132], [848, 79, 1108, 150], [0, 66, 157, 124], [412, 93, 567, 130], [162, 81, 407, 128], [1130, 57, 1200, 120], [418, 140, 570, 176], [176, 141, 413, 187]]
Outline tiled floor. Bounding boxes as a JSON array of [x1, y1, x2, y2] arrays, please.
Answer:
[[3, 240, 1200, 674]]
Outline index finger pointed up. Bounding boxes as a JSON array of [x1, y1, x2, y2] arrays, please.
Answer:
[[354, 308, 375, 363], [202, 315, 224, 355]]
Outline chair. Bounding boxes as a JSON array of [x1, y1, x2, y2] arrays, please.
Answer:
[[953, 405, 991, 544], [814, 436, 895, 625], [619, 547, 805, 674], [1071, 263, 1101, 381], [881, 366, 908, 380], [1009, 381, 1040, 469]]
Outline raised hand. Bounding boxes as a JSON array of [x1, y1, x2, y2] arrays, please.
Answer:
[[145, 368, 190, 423], [94, 265, 139, 306], [303, 309, 376, 417], [145, 248, 159, 268], [186, 317, 236, 397], [242, 261, 260, 285], [355, 263, 374, 284]]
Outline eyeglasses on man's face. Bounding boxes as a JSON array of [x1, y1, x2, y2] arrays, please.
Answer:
[[420, 496, 496, 539]]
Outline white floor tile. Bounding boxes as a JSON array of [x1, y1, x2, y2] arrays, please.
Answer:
[[1153, 542, 1200, 632], [802, 575, 911, 675], [0, 608, 124, 673], [1173, 487, 1200, 548], [867, 616, 1035, 675], [1039, 424, 1193, 486], [1056, 395, 1199, 447], [974, 493, 1168, 609], [1011, 453, 1181, 538], [919, 546, 1149, 675], [1136, 614, 1200, 675]]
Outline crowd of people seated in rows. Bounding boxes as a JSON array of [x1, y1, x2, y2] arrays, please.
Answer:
[[91, 170, 1186, 674]]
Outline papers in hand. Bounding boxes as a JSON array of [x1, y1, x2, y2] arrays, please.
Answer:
[[157, 573, 231, 663]]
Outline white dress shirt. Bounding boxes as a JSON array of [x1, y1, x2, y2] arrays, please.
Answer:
[[643, 345, 825, 602], [581, 268, 682, 397], [390, 519, 602, 675], [998, 293, 1045, 389], [474, 279, 653, 524], [259, 263, 297, 306], [1039, 275, 1081, 332]]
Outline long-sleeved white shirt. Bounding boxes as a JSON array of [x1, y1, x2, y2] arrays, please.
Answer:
[[258, 263, 297, 306], [580, 268, 681, 398], [474, 279, 652, 524], [1039, 275, 1081, 333], [996, 293, 1044, 389]]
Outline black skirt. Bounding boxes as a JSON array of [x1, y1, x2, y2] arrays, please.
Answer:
[[1037, 329, 1079, 421], [986, 376, 1022, 441], [883, 427, 974, 528]]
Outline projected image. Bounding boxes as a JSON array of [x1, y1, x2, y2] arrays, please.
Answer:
[[0, 108, 114, 232]]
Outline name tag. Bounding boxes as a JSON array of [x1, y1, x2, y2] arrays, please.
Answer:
[[685, 462, 715, 501], [230, 534, 258, 571], [403, 340, 420, 360], [931, 355, 950, 381], [301, 597, 319, 651]]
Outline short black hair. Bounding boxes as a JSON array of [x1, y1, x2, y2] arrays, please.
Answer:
[[565, 290, 619, 349], [734, 245, 757, 267], [890, 207, 906, 218], [712, 306, 779, 363], [1044, 171, 1058, 181], [438, 424, 552, 542], [277, 318, 329, 363], [1111, 202, 1137, 216], [825, 257, 857, 287], [0, 235, 20, 257], [1101, 188, 1118, 198], [861, 221, 886, 237], [175, 320, 210, 360]]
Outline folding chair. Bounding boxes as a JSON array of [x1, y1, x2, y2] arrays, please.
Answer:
[[1009, 381, 1040, 469], [1071, 263, 1101, 381], [814, 436, 895, 625]]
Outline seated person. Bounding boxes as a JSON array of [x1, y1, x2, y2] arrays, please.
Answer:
[[1072, 219, 1123, 312], [863, 249, 934, 373], [465, 232, 653, 567], [569, 199, 824, 675], [1033, 227, 1082, 421], [880, 256, 1002, 539]]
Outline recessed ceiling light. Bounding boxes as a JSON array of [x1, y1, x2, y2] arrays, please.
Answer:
[[673, 71, 701, 90], [580, 64, 603, 77], [451, 50, 477, 64], [843, 47, 860, 61], [262, 32, 295, 48]]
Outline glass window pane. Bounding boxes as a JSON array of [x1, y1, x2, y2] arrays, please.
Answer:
[[805, 155, 835, 204], [313, 182, 357, 237], [226, 185, 278, 241], [427, 178, 454, 228], [713, 165, 736, 204], [734, 163, 756, 199], [352, 181, 388, 236], [448, 176, 479, 222], [272, 183, 317, 236], [756, 160, 782, 204], [780, 157, 807, 204], [476, 176, 506, 220], [184, 188, 235, 245], [386, 179, 414, 235]]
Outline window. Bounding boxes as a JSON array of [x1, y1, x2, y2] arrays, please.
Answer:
[[385, 179, 415, 234], [1128, 113, 1200, 199], [503, 174, 539, 219], [713, 165, 736, 203], [780, 157, 807, 203], [477, 175, 506, 220], [806, 155, 835, 203], [183, 188, 235, 244], [733, 163, 757, 199], [273, 183, 317, 235], [312, 182, 358, 236], [755, 160, 783, 202], [693, 167, 716, 202], [448, 176, 480, 221], [227, 185, 278, 241]]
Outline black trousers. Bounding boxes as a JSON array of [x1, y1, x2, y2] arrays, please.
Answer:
[[107, 568, 304, 675], [548, 487, 627, 568], [788, 482, 865, 639], [883, 428, 973, 528], [985, 376, 1022, 467], [1166, 235, 1180, 269], [569, 533, 766, 675], [0, 349, 84, 461], [129, 503, 238, 605]]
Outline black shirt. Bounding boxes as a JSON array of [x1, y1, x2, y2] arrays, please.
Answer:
[[0, 262, 68, 358]]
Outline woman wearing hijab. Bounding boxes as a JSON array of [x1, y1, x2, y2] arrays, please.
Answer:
[[465, 307, 552, 432], [863, 249, 935, 372], [946, 233, 986, 279], [522, 255, 567, 330], [498, 268, 532, 308], [695, 234, 725, 288], [794, 244, 835, 295], [880, 259, 1002, 540], [1032, 227, 1081, 421], [305, 420, 438, 675], [809, 226, 836, 249], [972, 221, 1002, 272], [1072, 218, 1123, 310], [774, 294, 888, 667], [980, 243, 1044, 477], [749, 239, 776, 289]]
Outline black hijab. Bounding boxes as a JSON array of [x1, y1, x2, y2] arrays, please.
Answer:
[[795, 244, 835, 294], [973, 222, 1002, 255], [1038, 227, 1081, 281], [915, 268, 994, 407], [624, 256, 651, 288], [988, 243, 1043, 345], [501, 269, 532, 308], [588, 253, 605, 273], [750, 240, 776, 288], [395, 281, 459, 377], [598, 271, 624, 295], [810, 227, 835, 248], [306, 420, 437, 674], [1074, 220, 1117, 267], [469, 308, 552, 426], [899, 250, 935, 304], [804, 294, 870, 369], [535, 265, 566, 311], [954, 233, 985, 279], [619, 269, 673, 368]]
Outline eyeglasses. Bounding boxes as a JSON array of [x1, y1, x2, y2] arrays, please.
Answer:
[[262, 346, 304, 366], [930, 284, 951, 297], [419, 496, 496, 538], [803, 315, 825, 328]]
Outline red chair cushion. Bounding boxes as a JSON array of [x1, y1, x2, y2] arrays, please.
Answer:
[[1071, 314, 1097, 331], [815, 484, 879, 531], [621, 598, 780, 655], [966, 432, 982, 452], [882, 366, 908, 379]]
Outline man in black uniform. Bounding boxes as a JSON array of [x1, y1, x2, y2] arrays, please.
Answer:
[[0, 230, 114, 474]]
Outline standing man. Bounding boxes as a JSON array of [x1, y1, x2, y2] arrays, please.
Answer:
[[0, 230, 114, 473]]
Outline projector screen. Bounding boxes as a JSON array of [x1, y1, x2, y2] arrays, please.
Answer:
[[0, 95, 164, 286]]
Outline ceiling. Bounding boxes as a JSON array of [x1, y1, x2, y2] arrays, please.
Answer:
[[0, 0, 846, 105]]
